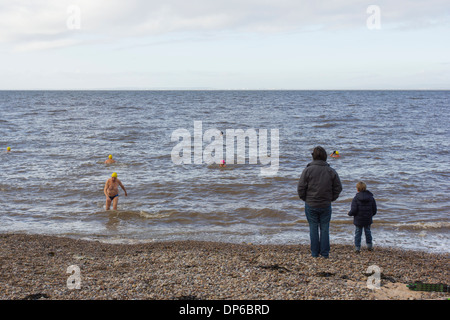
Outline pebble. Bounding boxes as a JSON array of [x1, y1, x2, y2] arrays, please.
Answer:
[[0, 234, 448, 300]]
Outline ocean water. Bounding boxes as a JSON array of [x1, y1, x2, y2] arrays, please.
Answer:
[[0, 90, 449, 253]]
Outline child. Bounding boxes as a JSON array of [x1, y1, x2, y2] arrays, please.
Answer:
[[348, 181, 377, 253]]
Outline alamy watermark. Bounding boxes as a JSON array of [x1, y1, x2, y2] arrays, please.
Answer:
[[366, 265, 381, 289], [67, 5, 81, 30], [366, 5, 381, 30], [67, 265, 81, 289], [66, 5, 381, 31], [171, 121, 279, 176]]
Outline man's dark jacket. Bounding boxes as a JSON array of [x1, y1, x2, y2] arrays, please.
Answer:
[[297, 160, 342, 208], [348, 190, 377, 227]]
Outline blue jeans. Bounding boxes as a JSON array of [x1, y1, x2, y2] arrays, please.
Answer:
[[354, 225, 372, 250], [305, 203, 332, 258]]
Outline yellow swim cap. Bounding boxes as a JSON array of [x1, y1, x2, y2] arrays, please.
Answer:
[[7, 147, 11, 151], [335, 151, 339, 155], [108, 154, 113, 159], [111, 172, 118, 178]]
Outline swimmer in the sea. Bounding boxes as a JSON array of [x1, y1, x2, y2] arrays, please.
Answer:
[[6, 147, 11, 153], [104, 172, 127, 210], [104, 154, 116, 164], [219, 160, 226, 167], [330, 150, 340, 158]]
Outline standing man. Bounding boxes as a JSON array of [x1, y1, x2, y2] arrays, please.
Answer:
[[297, 146, 342, 258], [104, 172, 127, 210]]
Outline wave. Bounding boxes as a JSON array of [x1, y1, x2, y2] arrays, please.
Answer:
[[312, 123, 337, 128], [135, 210, 174, 219], [94, 209, 176, 220], [191, 183, 265, 195], [329, 219, 450, 231], [392, 221, 450, 231], [278, 219, 450, 231], [234, 207, 291, 220]]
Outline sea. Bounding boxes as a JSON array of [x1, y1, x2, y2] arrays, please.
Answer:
[[0, 90, 449, 253]]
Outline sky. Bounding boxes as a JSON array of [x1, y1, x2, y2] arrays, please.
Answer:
[[0, 0, 449, 90]]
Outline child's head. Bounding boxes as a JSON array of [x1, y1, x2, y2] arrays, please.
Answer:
[[356, 181, 366, 192]]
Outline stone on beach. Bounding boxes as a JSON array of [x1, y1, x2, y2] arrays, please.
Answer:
[[0, 234, 448, 300]]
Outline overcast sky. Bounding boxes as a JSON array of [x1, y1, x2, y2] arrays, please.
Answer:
[[0, 0, 449, 90]]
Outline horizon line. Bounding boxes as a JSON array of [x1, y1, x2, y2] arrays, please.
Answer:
[[0, 88, 449, 91]]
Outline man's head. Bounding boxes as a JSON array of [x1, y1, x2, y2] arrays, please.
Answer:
[[111, 172, 117, 181], [108, 154, 113, 159], [311, 146, 327, 161]]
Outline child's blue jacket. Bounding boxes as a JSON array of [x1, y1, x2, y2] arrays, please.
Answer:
[[348, 190, 377, 227]]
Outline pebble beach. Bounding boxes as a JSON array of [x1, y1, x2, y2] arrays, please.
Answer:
[[0, 233, 448, 300]]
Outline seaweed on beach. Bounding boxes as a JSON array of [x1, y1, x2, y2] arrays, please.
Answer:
[[407, 282, 449, 292], [257, 264, 291, 273], [22, 293, 50, 300]]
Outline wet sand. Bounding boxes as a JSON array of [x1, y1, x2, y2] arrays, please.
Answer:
[[0, 233, 448, 300]]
